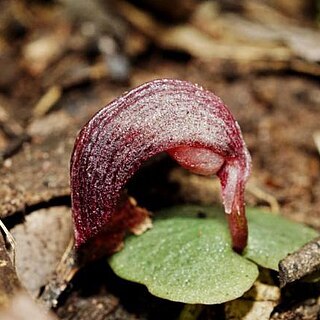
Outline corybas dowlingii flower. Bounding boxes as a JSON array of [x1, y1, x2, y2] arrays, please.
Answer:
[[71, 79, 251, 252]]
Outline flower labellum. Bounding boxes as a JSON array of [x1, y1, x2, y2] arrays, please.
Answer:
[[71, 79, 251, 252]]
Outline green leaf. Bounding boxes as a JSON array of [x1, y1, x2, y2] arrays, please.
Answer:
[[108, 205, 318, 304], [109, 205, 258, 304], [244, 208, 319, 270]]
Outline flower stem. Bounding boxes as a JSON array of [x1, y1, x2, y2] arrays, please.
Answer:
[[227, 205, 248, 253]]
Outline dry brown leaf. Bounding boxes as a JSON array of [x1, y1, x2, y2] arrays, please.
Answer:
[[11, 207, 73, 297], [118, 1, 320, 76]]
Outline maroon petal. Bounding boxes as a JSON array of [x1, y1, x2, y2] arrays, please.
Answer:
[[70, 79, 251, 251]]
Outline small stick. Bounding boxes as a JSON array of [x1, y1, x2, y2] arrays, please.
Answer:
[[0, 231, 21, 307], [0, 219, 16, 266], [279, 236, 320, 288], [40, 238, 79, 309]]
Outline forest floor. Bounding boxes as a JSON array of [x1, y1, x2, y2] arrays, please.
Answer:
[[0, 1, 319, 319]]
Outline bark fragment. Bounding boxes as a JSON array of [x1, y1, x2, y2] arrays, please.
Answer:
[[279, 236, 320, 288]]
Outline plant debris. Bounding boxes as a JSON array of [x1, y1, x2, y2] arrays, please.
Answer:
[[0, 0, 319, 318], [279, 236, 320, 288], [0, 233, 21, 307]]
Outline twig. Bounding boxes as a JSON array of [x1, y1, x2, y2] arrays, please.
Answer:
[[33, 86, 62, 118], [247, 182, 280, 213], [0, 219, 16, 266], [279, 236, 320, 288], [0, 232, 21, 307], [40, 238, 80, 309]]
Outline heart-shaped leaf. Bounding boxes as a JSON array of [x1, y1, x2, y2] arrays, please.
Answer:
[[109, 205, 318, 304], [244, 208, 318, 270], [109, 205, 257, 304]]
